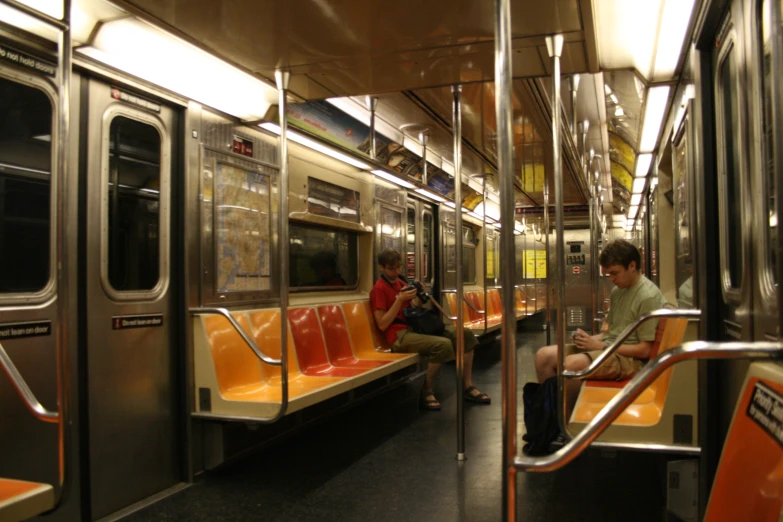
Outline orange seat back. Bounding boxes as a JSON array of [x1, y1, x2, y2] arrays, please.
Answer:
[[488, 289, 502, 318], [203, 313, 262, 394], [288, 308, 331, 372], [445, 293, 458, 319], [362, 300, 391, 352], [344, 302, 381, 353], [318, 305, 357, 362], [247, 309, 301, 382], [705, 367, 783, 521]]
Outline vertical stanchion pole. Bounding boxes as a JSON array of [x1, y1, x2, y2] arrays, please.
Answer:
[[56, 0, 72, 490], [588, 151, 596, 334], [452, 85, 466, 461], [570, 75, 580, 140], [495, 0, 517, 519], [420, 131, 429, 186], [544, 175, 550, 345], [545, 34, 568, 438], [275, 70, 290, 411], [580, 121, 590, 173], [367, 96, 378, 160]]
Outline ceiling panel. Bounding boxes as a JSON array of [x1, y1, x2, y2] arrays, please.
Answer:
[[119, 0, 593, 98]]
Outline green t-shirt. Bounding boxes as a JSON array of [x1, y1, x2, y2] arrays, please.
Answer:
[[604, 275, 669, 348]]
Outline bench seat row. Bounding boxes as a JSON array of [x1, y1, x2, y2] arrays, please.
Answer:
[[193, 300, 420, 419], [443, 287, 542, 334]]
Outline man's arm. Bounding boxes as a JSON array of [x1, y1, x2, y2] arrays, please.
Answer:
[[373, 288, 417, 332], [572, 328, 653, 359]]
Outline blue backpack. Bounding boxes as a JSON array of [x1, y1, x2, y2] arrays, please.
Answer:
[[522, 377, 560, 455]]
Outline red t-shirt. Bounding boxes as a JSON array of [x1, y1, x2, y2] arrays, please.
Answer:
[[370, 277, 410, 345]]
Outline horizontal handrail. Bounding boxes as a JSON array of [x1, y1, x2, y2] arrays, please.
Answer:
[[441, 289, 487, 315], [515, 340, 783, 472], [0, 340, 59, 423], [563, 309, 701, 379], [429, 298, 457, 321], [190, 307, 281, 366], [1, 0, 69, 30]]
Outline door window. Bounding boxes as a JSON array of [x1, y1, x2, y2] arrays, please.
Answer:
[[106, 116, 162, 292], [406, 206, 416, 280], [0, 77, 52, 295]]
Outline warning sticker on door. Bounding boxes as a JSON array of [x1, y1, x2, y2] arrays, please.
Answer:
[[112, 314, 164, 330], [0, 321, 52, 340], [746, 381, 783, 448]]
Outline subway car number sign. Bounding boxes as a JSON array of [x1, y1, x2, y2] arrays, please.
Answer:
[[112, 314, 164, 330]]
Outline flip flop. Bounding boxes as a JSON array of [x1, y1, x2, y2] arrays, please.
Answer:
[[463, 386, 491, 404], [420, 391, 441, 411]]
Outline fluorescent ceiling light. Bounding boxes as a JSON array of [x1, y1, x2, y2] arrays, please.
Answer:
[[653, 0, 697, 80], [441, 161, 455, 176], [414, 188, 445, 203], [444, 201, 457, 209], [635, 153, 653, 177], [467, 177, 483, 193], [639, 86, 671, 152], [371, 169, 415, 189], [486, 191, 500, 204], [79, 18, 278, 121], [484, 200, 500, 220], [615, 107, 625, 117], [630, 194, 642, 206], [467, 211, 483, 220], [604, 85, 613, 95], [0, 3, 59, 40], [493, 222, 502, 229], [625, 224, 635, 232], [610, 94, 619, 104], [260, 123, 371, 170], [628, 205, 639, 218], [632, 178, 647, 194], [325, 98, 370, 126]]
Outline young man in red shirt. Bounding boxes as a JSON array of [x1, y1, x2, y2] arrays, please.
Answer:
[[370, 249, 490, 410]]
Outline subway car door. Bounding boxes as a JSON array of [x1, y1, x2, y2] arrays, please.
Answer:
[[83, 79, 181, 518], [711, 5, 755, 422]]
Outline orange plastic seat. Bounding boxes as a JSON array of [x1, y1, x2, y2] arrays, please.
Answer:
[[317, 305, 391, 369], [0, 478, 54, 522], [704, 363, 783, 521], [362, 300, 393, 352], [342, 302, 412, 361], [486, 289, 502, 327], [203, 312, 340, 402], [288, 308, 368, 378], [444, 293, 479, 329], [571, 317, 689, 426]]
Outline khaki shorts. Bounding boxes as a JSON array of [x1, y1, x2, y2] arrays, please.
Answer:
[[583, 349, 645, 380], [392, 325, 477, 364]]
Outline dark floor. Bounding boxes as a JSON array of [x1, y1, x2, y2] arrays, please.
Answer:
[[124, 331, 668, 522]]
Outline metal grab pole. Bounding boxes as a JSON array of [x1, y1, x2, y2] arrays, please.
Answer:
[[275, 70, 291, 418], [56, 0, 71, 495], [545, 34, 568, 439], [588, 150, 596, 334], [495, 0, 518, 519], [367, 96, 378, 160], [452, 85, 466, 461], [420, 131, 429, 186], [569, 75, 580, 140]]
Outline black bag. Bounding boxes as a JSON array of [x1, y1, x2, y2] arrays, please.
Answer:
[[403, 306, 446, 336], [522, 377, 560, 456]]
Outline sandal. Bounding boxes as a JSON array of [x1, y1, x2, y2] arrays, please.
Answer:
[[420, 391, 441, 411], [463, 386, 491, 404]]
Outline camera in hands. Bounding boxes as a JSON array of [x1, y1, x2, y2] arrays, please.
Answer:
[[403, 280, 430, 303]]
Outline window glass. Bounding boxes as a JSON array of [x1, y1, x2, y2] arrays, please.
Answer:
[[406, 207, 416, 280], [289, 223, 358, 289], [107, 116, 161, 291], [719, 46, 744, 288], [760, 0, 778, 286], [0, 78, 51, 293], [423, 211, 433, 284], [462, 226, 476, 284]]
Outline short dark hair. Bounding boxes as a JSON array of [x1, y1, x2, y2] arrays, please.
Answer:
[[598, 239, 641, 270], [377, 249, 402, 267]]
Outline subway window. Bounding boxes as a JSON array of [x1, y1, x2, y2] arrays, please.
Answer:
[[380, 206, 403, 253], [289, 223, 358, 289], [423, 210, 433, 284], [0, 77, 52, 294], [107, 116, 162, 291], [718, 43, 744, 290], [406, 206, 416, 280], [462, 226, 476, 284]]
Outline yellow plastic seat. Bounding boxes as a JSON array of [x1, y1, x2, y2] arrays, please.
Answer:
[[342, 302, 415, 361], [570, 317, 689, 427]]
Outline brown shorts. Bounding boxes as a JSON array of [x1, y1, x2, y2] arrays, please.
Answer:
[[583, 350, 644, 380]]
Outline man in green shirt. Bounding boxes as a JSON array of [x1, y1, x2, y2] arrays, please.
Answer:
[[535, 239, 669, 383]]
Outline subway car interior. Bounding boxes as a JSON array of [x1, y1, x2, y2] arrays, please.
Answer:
[[1, 0, 783, 520]]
